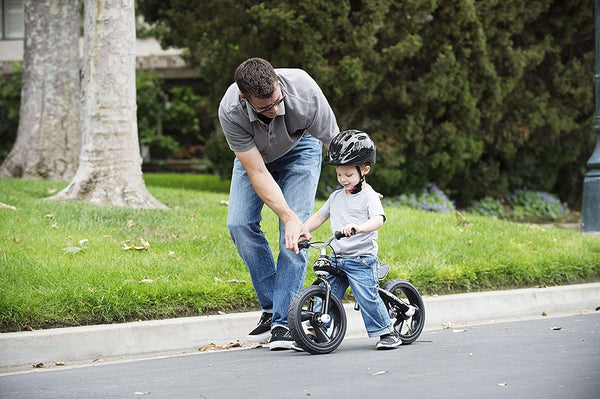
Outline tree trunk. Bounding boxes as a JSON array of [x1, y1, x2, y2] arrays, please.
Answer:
[[50, 0, 166, 209], [0, 0, 80, 180]]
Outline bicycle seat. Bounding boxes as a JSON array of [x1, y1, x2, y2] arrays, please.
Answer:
[[378, 264, 391, 281]]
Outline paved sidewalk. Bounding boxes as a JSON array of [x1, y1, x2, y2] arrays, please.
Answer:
[[1, 282, 599, 372]]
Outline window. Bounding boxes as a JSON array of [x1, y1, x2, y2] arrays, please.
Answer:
[[1, 0, 24, 39]]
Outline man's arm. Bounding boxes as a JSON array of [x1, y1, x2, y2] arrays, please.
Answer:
[[235, 147, 311, 253]]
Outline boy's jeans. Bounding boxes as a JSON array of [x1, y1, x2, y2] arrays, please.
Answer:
[[227, 135, 322, 328], [328, 256, 394, 337]]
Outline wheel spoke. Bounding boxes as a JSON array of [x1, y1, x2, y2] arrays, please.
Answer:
[[311, 323, 331, 343], [300, 310, 315, 322]]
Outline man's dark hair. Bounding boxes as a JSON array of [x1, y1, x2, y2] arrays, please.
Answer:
[[235, 58, 278, 99]]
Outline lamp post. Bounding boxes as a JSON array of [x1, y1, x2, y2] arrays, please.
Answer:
[[581, 0, 600, 235]]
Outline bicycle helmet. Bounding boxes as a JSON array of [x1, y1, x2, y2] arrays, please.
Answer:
[[324, 130, 376, 166], [325, 130, 376, 194]]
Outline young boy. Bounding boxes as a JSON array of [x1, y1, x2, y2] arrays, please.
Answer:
[[303, 130, 402, 349]]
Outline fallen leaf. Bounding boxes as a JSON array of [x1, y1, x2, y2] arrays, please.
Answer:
[[44, 214, 55, 219], [442, 322, 454, 329], [199, 341, 245, 352], [65, 236, 74, 243], [79, 239, 88, 245], [217, 311, 225, 315], [25, 325, 34, 331], [551, 326, 562, 331], [32, 363, 44, 368], [125, 220, 134, 228], [541, 311, 547, 316], [371, 370, 389, 376], [199, 342, 217, 352], [455, 211, 471, 226], [55, 362, 65, 366], [168, 251, 177, 258], [63, 246, 83, 254], [596, 306, 600, 311], [220, 200, 229, 206], [46, 187, 56, 194], [51, 223, 58, 230], [13, 237, 21, 243], [0, 202, 17, 210], [123, 238, 150, 250]]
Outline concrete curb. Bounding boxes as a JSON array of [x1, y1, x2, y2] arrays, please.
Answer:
[[1, 282, 599, 371]]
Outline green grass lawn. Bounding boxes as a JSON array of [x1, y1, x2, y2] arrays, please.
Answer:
[[1, 175, 599, 332]]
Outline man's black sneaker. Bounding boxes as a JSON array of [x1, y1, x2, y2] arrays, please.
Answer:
[[269, 326, 296, 351], [246, 312, 272, 342], [376, 332, 402, 350]]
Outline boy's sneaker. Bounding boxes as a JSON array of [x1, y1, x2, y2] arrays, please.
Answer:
[[246, 312, 272, 342], [376, 332, 402, 350], [269, 326, 296, 351]]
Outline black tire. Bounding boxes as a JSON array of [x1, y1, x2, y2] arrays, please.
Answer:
[[380, 279, 425, 345], [288, 285, 347, 354]]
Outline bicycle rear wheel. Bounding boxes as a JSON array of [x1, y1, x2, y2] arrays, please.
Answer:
[[380, 279, 425, 345], [288, 285, 347, 354]]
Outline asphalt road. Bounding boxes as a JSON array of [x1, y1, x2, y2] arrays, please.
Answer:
[[1, 312, 599, 399]]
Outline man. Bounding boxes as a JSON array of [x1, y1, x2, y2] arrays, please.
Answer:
[[218, 58, 339, 350]]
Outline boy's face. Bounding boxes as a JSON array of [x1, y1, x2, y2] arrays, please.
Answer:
[[335, 165, 370, 193]]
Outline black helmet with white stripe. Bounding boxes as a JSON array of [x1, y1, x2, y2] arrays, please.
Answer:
[[324, 130, 376, 166]]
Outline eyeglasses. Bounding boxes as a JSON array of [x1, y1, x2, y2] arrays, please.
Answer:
[[248, 95, 285, 114]]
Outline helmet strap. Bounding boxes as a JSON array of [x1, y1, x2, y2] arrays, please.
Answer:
[[349, 166, 365, 194]]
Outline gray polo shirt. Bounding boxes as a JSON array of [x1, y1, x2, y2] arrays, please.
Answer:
[[218, 68, 339, 163]]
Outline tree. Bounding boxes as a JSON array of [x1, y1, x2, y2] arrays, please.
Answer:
[[50, 0, 166, 209], [138, 0, 593, 206], [0, 0, 80, 180]]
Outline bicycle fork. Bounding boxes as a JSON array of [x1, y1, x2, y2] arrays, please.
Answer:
[[312, 277, 333, 324]]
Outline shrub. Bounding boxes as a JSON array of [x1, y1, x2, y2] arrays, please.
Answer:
[[469, 196, 508, 219], [0, 62, 21, 161], [383, 183, 455, 213], [504, 189, 568, 220]]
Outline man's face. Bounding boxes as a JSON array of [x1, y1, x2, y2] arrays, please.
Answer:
[[244, 86, 284, 119]]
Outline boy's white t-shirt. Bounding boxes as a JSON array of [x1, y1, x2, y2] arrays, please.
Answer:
[[318, 184, 386, 258]]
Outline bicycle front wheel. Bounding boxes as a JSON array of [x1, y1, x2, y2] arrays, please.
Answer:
[[288, 285, 347, 354]]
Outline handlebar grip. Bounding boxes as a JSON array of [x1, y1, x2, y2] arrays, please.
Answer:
[[334, 228, 356, 240], [298, 239, 310, 249]]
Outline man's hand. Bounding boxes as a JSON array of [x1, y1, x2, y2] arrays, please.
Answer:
[[285, 217, 312, 254]]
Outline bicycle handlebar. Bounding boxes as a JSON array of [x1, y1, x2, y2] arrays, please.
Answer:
[[298, 228, 356, 250]]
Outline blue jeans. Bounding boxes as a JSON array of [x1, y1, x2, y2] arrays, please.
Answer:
[[328, 256, 394, 337], [227, 135, 322, 328]]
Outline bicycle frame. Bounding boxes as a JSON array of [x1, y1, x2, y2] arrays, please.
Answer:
[[300, 233, 415, 319], [290, 232, 426, 353]]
